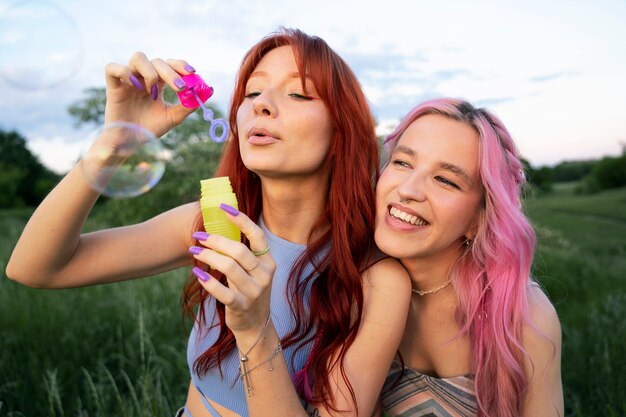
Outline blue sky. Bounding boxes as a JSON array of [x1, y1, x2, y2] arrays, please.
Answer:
[[1, 0, 625, 174]]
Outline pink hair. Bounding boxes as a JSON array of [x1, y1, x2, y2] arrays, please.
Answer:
[[383, 98, 536, 417]]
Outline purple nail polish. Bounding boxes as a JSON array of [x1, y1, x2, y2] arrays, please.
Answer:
[[174, 78, 186, 90], [129, 74, 143, 90], [188, 246, 203, 255], [185, 64, 196, 73], [192, 266, 211, 282], [193, 231, 209, 241], [219, 203, 240, 216], [151, 84, 158, 100]]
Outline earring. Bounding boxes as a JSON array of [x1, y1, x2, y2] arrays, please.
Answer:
[[464, 238, 473, 247]]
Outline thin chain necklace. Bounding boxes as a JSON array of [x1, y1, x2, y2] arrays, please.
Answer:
[[411, 278, 452, 296]]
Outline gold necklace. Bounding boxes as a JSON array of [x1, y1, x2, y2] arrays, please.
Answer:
[[411, 278, 452, 296]]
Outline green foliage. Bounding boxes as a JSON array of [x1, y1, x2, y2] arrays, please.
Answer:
[[551, 160, 597, 182], [521, 157, 553, 192], [67, 87, 107, 127], [532, 166, 554, 192], [1, 209, 190, 417], [525, 185, 626, 416], [0, 129, 61, 208], [575, 154, 626, 194], [591, 154, 626, 189]]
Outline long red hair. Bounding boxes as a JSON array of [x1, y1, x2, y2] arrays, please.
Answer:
[[182, 28, 379, 413]]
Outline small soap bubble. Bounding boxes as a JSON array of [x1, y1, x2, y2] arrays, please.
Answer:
[[0, 1, 83, 90], [80, 122, 171, 198]]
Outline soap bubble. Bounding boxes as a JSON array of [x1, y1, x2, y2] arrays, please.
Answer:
[[80, 122, 171, 198], [0, 1, 83, 90]]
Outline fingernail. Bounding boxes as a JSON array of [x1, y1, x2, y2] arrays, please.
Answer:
[[129, 74, 143, 90], [188, 246, 203, 255], [185, 64, 196, 73], [192, 266, 211, 282], [193, 231, 209, 241], [174, 78, 186, 90], [219, 203, 239, 216], [151, 84, 158, 100]]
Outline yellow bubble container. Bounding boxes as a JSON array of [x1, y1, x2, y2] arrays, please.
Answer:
[[200, 176, 241, 242]]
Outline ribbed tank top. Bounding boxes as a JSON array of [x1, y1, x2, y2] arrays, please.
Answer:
[[186, 218, 316, 416]]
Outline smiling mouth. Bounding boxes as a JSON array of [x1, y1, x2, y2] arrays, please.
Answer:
[[389, 206, 429, 226]]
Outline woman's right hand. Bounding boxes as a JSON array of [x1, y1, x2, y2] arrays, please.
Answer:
[[104, 52, 197, 137]]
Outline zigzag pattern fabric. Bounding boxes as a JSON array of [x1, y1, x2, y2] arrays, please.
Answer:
[[381, 360, 477, 417]]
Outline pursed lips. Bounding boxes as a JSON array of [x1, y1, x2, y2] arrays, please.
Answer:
[[248, 126, 279, 140]]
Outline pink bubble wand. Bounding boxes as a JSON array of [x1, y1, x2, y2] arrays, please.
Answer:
[[177, 74, 229, 143]]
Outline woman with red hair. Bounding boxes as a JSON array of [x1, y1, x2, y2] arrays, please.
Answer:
[[7, 28, 410, 416]]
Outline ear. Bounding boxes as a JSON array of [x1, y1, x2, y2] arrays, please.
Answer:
[[464, 212, 481, 241]]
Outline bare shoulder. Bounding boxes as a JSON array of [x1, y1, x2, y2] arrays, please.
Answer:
[[362, 256, 412, 294], [525, 284, 561, 344], [521, 287, 564, 415]]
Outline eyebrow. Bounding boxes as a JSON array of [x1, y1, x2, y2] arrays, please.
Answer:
[[248, 71, 309, 82], [439, 162, 474, 187], [392, 145, 475, 187]]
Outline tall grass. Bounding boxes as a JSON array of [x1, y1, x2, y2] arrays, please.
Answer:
[[0, 208, 191, 417], [1, 185, 625, 416], [526, 185, 626, 416]]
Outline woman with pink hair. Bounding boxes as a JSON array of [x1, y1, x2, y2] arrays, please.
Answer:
[[375, 98, 563, 417]]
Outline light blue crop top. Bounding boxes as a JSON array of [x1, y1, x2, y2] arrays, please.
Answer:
[[186, 218, 317, 416]]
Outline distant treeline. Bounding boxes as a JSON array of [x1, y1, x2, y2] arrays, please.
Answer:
[[525, 153, 626, 193], [0, 129, 61, 209], [2, 125, 625, 210]]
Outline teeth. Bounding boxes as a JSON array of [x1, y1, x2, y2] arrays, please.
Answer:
[[390, 207, 427, 226]]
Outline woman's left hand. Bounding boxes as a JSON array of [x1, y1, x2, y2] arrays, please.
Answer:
[[189, 205, 276, 334]]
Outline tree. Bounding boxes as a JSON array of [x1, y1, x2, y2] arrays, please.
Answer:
[[0, 129, 60, 208], [67, 87, 106, 127], [521, 157, 553, 192]]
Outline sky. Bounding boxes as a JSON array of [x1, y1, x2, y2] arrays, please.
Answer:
[[0, 0, 625, 174]]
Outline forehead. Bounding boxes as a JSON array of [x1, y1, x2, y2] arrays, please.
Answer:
[[396, 114, 480, 173], [251, 45, 298, 75]]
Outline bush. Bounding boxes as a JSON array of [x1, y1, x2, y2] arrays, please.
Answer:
[[576, 154, 626, 194]]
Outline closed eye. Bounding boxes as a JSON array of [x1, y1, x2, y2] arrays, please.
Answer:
[[392, 159, 411, 169], [244, 91, 261, 99], [435, 176, 460, 189], [289, 93, 315, 100]]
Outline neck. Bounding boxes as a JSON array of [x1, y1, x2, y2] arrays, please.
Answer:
[[401, 247, 462, 296], [259, 175, 329, 244]]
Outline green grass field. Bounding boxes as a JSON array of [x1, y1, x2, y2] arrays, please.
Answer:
[[1, 185, 625, 416]]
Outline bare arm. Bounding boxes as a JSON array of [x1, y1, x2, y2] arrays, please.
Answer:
[[6, 52, 199, 288], [522, 285, 564, 417], [6, 173, 199, 288]]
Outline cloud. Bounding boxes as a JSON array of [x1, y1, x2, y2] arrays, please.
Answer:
[[528, 71, 581, 82], [475, 97, 516, 107]]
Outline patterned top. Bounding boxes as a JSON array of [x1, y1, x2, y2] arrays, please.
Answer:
[[381, 360, 477, 417]]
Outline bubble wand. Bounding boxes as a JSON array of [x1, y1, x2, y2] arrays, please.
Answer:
[[177, 74, 229, 143]]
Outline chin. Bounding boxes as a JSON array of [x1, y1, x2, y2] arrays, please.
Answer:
[[374, 229, 403, 258]]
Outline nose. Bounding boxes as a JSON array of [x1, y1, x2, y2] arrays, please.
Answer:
[[252, 91, 276, 117], [397, 173, 427, 203]]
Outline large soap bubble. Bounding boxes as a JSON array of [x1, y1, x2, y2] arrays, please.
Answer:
[[0, 1, 83, 90], [80, 122, 170, 198]]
